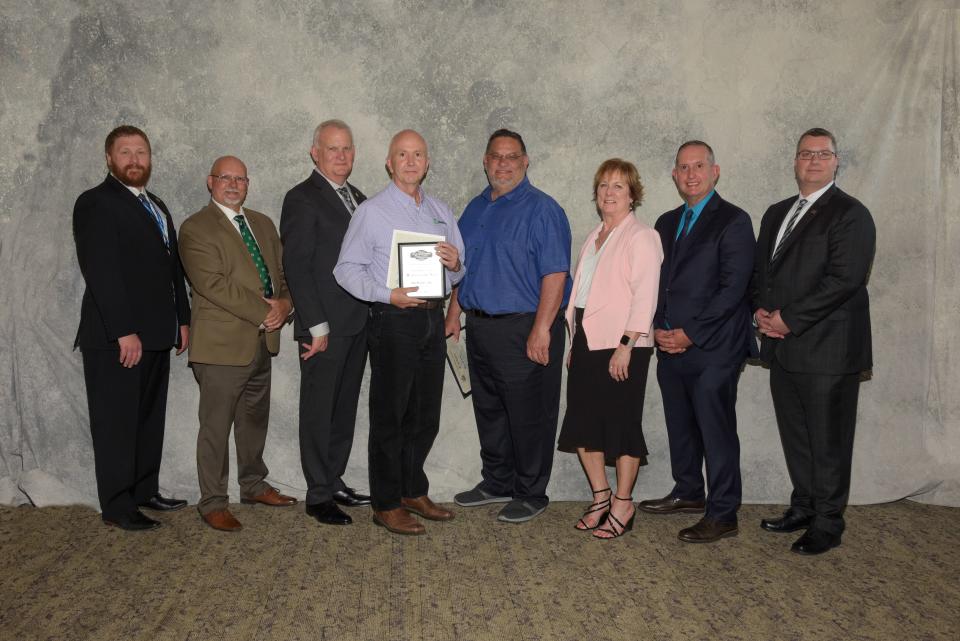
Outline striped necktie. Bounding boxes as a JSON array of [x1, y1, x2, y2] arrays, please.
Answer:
[[233, 215, 274, 298], [137, 193, 168, 247], [771, 198, 807, 262]]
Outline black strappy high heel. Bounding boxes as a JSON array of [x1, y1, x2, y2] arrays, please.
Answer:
[[594, 495, 635, 539], [575, 487, 612, 531]]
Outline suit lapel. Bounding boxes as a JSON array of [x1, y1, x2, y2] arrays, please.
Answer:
[[106, 175, 169, 250], [770, 185, 837, 265], [309, 171, 355, 221]]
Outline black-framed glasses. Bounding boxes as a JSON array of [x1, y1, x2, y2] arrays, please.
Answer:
[[796, 150, 837, 161], [210, 174, 250, 185]]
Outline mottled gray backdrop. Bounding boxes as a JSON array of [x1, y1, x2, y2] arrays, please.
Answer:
[[2, 0, 957, 509]]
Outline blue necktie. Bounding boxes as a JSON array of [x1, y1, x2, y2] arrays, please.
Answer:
[[138, 193, 168, 246], [675, 207, 693, 240]]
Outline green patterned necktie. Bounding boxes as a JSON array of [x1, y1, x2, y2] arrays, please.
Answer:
[[234, 214, 274, 298]]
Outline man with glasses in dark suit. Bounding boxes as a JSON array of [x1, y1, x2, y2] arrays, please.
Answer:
[[752, 127, 876, 555]]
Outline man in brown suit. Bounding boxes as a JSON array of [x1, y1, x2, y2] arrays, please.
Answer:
[[179, 155, 297, 531]]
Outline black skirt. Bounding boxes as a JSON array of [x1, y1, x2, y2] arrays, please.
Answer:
[[557, 308, 653, 466]]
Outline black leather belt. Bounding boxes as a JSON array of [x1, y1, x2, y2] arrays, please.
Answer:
[[464, 309, 527, 319]]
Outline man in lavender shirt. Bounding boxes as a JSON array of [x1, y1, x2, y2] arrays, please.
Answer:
[[334, 129, 465, 536]]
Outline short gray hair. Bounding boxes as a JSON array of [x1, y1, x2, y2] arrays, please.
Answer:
[[312, 119, 352, 148]]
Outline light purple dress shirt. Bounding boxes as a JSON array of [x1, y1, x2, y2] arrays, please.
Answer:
[[333, 181, 466, 304]]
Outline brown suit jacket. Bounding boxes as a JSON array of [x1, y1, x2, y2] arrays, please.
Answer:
[[179, 201, 290, 366]]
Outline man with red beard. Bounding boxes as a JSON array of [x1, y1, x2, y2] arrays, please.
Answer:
[[73, 125, 191, 530]]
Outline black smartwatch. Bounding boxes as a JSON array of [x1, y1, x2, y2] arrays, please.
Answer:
[[620, 334, 631, 346]]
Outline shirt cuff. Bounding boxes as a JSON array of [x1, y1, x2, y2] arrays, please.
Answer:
[[309, 322, 330, 338]]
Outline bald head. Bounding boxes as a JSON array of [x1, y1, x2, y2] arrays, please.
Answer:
[[386, 129, 429, 195], [207, 155, 249, 212]]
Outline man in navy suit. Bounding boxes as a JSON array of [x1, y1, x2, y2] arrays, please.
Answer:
[[751, 128, 875, 555], [73, 125, 191, 530], [638, 140, 757, 543]]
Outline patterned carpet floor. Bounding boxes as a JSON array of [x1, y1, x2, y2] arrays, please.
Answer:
[[1, 500, 957, 641]]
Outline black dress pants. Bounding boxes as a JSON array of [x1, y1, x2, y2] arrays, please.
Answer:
[[770, 356, 860, 536], [298, 329, 368, 505], [81, 348, 170, 521], [367, 304, 445, 511], [465, 312, 564, 508]]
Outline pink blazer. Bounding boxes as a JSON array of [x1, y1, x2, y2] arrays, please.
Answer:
[[566, 213, 663, 350]]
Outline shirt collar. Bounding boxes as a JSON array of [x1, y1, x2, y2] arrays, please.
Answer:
[[114, 175, 146, 198], [482, 175, 531, 202], [387, 180, 424, 207], [314, 167, 348, 191], [212, 199, 245, 221], [683, 189, 715, 216], [799, 181, 834, 204]]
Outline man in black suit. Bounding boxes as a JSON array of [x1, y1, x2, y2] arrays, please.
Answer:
[[280, 119, 371, 526], [638, 140, 757, 544], [752, 127, 875, 555], [73, 125, 191, 530]]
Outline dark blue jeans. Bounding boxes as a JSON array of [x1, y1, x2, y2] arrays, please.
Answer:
[[367, 304, 446, 511]]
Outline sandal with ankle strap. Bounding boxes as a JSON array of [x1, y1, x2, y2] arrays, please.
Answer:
[[594, 495, 635, 539], [575, 487, 612, 531]]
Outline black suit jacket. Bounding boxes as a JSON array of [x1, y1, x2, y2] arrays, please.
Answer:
[[73, 174, 190, 351], [750, 185, 875, 374], [654, 192, 758, 366], [280, 171, 368, 340]]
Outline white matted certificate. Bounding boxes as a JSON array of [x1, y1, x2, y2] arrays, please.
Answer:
[[398, 241, 445, 299], [445, 327, 471, 397], [386, 229, 445, 289]]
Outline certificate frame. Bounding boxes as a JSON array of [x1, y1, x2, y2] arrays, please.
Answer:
[[397, 241, 445, 300]]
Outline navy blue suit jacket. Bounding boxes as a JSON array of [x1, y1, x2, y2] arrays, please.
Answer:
[[654, 192, 758, 366]]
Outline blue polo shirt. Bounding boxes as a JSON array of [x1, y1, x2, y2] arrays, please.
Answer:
[[456, 176, 572, 314]]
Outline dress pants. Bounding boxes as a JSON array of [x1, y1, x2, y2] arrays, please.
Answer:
[[367, 304, 445, 512], [298, 329, 368, 505], [656, 354, 743, 523], [465, 312, 565, 508], [191, 334, 272, 514], [82, 348, 170, 521], [770, 356, 860, 536]]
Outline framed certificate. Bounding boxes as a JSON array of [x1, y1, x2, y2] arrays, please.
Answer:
[[398, 241, 445, 299], [446, 326, 471, 398]]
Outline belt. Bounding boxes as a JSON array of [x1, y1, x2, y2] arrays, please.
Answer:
[[373, 301, 441, 311], [464, 309, 528, 320]]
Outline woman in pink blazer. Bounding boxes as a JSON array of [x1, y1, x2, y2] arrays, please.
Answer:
[[557, 159, 663, 539]]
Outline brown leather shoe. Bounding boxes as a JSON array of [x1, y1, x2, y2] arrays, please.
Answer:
[[678, 517, 738, 543], [240, 486, 298, 507], [637, 494, 706, 514], [202, 509, 242, 532], [372, 508, 426, 535], [401, 495, 454, 521]]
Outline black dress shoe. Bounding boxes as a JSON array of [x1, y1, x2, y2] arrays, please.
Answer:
[[636, 494, 706, 515], [761, 510, 812, 533], [306, 500, 353, 525], [791, 529, 842, 555], [332, 487, 372, 507], [103, 510, 161, 531], [138, 494, 188, 512]]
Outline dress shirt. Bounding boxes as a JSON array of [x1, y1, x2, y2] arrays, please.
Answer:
[[676, 189, 715, 238], [772, 181, 834, 252], [119, 178, 168, 244], [333, 181, 465, 304], [456, 176, 572, 314]]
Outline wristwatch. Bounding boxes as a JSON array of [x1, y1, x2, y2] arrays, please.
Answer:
[[620, 334, 632, 346]]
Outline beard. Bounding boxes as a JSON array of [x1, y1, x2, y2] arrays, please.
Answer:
[[110, 160, 152, 188]]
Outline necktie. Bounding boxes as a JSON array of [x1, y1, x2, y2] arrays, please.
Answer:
[[675, 207, 693, 240], [233, 215, 274, 298], [336, 186, 356, 214], [138, 193, 168, 246], [771, 198, 808, 262]]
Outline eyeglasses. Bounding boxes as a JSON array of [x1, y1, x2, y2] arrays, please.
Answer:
[[210, 174, 250, 185], [486, 153, 525, 164], [796, 150, 837, 161]]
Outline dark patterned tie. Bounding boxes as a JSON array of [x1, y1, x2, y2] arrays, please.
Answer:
[[233, 215, 273, 298], [675, 207, 693, 240], [771, 198, 807, 262], [336, 186, 356, 214], [137, 193, 168, 247]]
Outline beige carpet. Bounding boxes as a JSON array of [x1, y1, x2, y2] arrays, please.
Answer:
[[1, 501, 957, 641]]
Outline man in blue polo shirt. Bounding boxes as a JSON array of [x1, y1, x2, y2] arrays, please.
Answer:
[[445, 129, 572, 523]]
